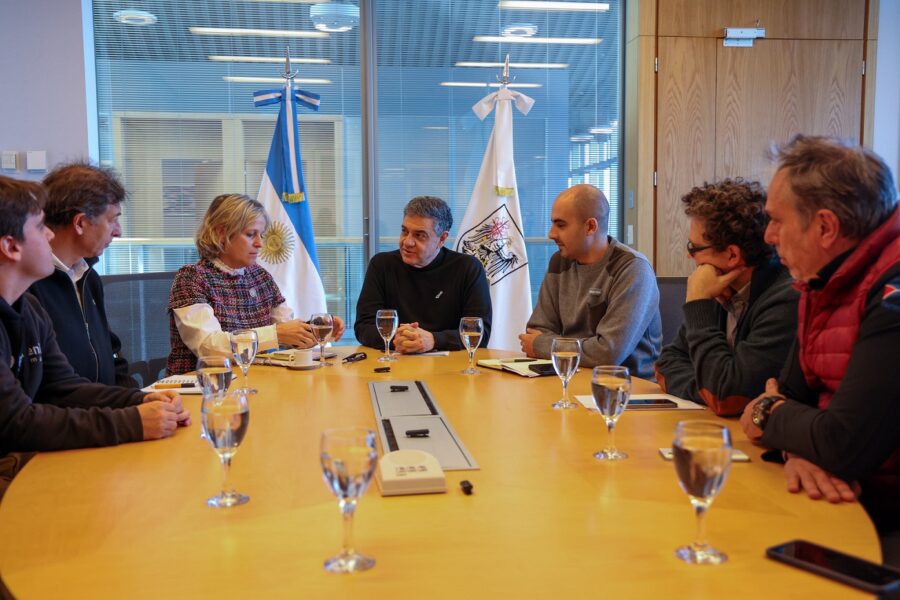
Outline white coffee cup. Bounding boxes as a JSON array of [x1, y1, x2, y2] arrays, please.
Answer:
[[289, 349, 314, 367]]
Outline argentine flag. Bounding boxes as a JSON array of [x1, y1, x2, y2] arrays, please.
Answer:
[[253, 83, 327, 320]]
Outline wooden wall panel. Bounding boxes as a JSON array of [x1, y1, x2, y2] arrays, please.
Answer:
[[658, 0, 865, 39], [716, 40, 863, 183], [656, 37, 716, 276]]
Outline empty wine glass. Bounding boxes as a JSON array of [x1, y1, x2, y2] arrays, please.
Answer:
[[196, 355, 233, 400], [375, 309, 398, 362], [459, 317, 484, 375], [202, 388, 250, 508], [310, 313, 335, 366], [230, 330, 258, 393], [673, 420, 733, 565], [551, 338, 581, 409], [591, 366, 631, 460], [320, 428, 378, 573]]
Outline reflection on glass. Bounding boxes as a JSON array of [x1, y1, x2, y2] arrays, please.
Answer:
[[458, 317, 484, 375], [310, 313, 335, 366], [230, 330, 258, 393], [590, 365, 631, 460], [376, 309, 399, 362], [551, 337, 581, 409], [202, 389, 250, 508]]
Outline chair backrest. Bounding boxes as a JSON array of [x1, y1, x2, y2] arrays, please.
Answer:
[[101, 272, 176, 385], [656, 276, 687, 347]]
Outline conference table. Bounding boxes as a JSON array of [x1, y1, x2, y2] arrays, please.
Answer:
[[0, 349, 881, 599]]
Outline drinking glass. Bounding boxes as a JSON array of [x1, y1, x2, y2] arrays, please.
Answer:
[[550, 338, 581, 409], [590, 366, 631, 460], [201, 389, 250, 508], [673, 420, 733, 565], [230, 330, 258, 393], [196, 355, 233, 400], [310, 313, 335, 366], [375, 309, 399, 362], [458, 317, 484, 375], [320, 428, 378, 573]]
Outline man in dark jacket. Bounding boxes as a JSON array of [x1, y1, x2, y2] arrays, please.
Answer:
[[739, 136, 900, 567], [656, 179, 798, 415], [28, 162, 135, 386], [0, 176, 189, 500]]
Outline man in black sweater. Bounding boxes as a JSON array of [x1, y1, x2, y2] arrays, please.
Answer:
[[28, 162, 134, 386], [0, 176, 189, 499], [354, 196, 492, 353]]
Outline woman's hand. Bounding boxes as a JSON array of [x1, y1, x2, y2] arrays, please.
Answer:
[[275, 320, 317, 348]]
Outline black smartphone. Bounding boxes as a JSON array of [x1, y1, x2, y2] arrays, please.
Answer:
[[766, 539, 900, 595], [528, 363, 557, 376], [627, 398, 678, 409]]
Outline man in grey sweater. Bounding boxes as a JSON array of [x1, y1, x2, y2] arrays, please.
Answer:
[[519, 184, 661, 379]]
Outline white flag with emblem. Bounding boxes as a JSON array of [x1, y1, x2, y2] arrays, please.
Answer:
[[454, 87, 533, 350]]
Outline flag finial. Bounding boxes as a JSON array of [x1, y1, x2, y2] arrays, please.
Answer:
[[498, 54, 513, 88], [282, 46, 298, 82]]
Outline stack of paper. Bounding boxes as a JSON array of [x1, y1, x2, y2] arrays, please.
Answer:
[[476, 358, 554, 377]]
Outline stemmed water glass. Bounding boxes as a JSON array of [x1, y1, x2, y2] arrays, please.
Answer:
[[550, 338, 581, 409], [230, 330, 258, 393], [310, 313, 335, 366], [375, 309, 398, 362], [320, 428, 378, 573], [196, 355, 233, 400], [459, 317, 484, 375], [590, 366, 631, 460], [673, 420, 733, 565], [201, 388, 251, 508]]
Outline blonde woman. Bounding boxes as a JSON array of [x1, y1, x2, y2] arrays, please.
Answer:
[[166, 194, 344, 374]]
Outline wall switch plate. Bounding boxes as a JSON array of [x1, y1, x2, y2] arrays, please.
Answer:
[[627, 224, 634, 245], [26, 150, 47, 171], [1, 151, 17, 170]]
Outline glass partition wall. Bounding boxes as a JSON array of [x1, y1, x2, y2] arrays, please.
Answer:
[[91, 0, 622, 345]]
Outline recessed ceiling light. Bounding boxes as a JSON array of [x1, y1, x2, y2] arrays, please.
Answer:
[[209, 55, 331, 65], [499, 1, 610, 11], [310, 3, 359, 33], [223, 76, 332, 84], [474, 35, 601, 45], [455, 61, 568, 69], [113, 10, 157, 26], [190, 27, 328, 39], [502, 23, 538, 37], [440, 82, 543, 88]]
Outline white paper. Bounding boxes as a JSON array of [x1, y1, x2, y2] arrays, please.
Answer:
[[574, 393, 705, 411], [142, 375, 202, 395]]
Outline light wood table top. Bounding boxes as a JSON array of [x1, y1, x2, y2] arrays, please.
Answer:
[[0, 348, 880, 599]]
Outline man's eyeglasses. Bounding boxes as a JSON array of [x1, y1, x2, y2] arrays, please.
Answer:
[[686, 240, 714, 256]]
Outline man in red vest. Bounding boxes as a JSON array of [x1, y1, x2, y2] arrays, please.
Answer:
[[739, 135, 900, 567]]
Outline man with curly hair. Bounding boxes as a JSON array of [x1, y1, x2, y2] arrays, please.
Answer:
[[656, 179, 798, 415]]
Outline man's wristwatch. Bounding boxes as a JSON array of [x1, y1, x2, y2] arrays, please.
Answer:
[[751, 396, 783, 430]]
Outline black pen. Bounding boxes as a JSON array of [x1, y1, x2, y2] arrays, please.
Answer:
[[343, 352, 367, 364]]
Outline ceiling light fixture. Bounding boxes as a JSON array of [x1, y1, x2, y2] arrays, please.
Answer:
[[310, 2, 360, 32], [570, 135, 593, 142], [502, 23, 538, 37], [440, 82, 543, 88], [190, 26, 328, 38], [499, 1, 610, 11], [589, 127, 615, 134], [113, 10, 157, 26], [223, 76, 332, 84], [474, 35, 601, 45], [455, 61, 568, 69], [209, 55, 331, 65]]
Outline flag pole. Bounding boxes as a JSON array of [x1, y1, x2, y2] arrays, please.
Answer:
[[282, 46, 298, 83], [497, 54, 512, 88]]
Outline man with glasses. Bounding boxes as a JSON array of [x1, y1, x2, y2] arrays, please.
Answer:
[[656, 179, 798, 415], [519, 184, 661, 377], [739, 136, 900, 566], [28, 162, 135, 386]]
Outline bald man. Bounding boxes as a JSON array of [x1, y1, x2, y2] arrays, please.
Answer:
[[519, 184, 661, 378]]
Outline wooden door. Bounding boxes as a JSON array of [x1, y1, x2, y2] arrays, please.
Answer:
[[654, 0, 867, 276]]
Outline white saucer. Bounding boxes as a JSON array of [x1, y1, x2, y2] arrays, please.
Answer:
[[287, 363, 321, 371]]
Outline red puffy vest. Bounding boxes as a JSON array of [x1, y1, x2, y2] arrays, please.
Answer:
[[795, 207, 900, 408]]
